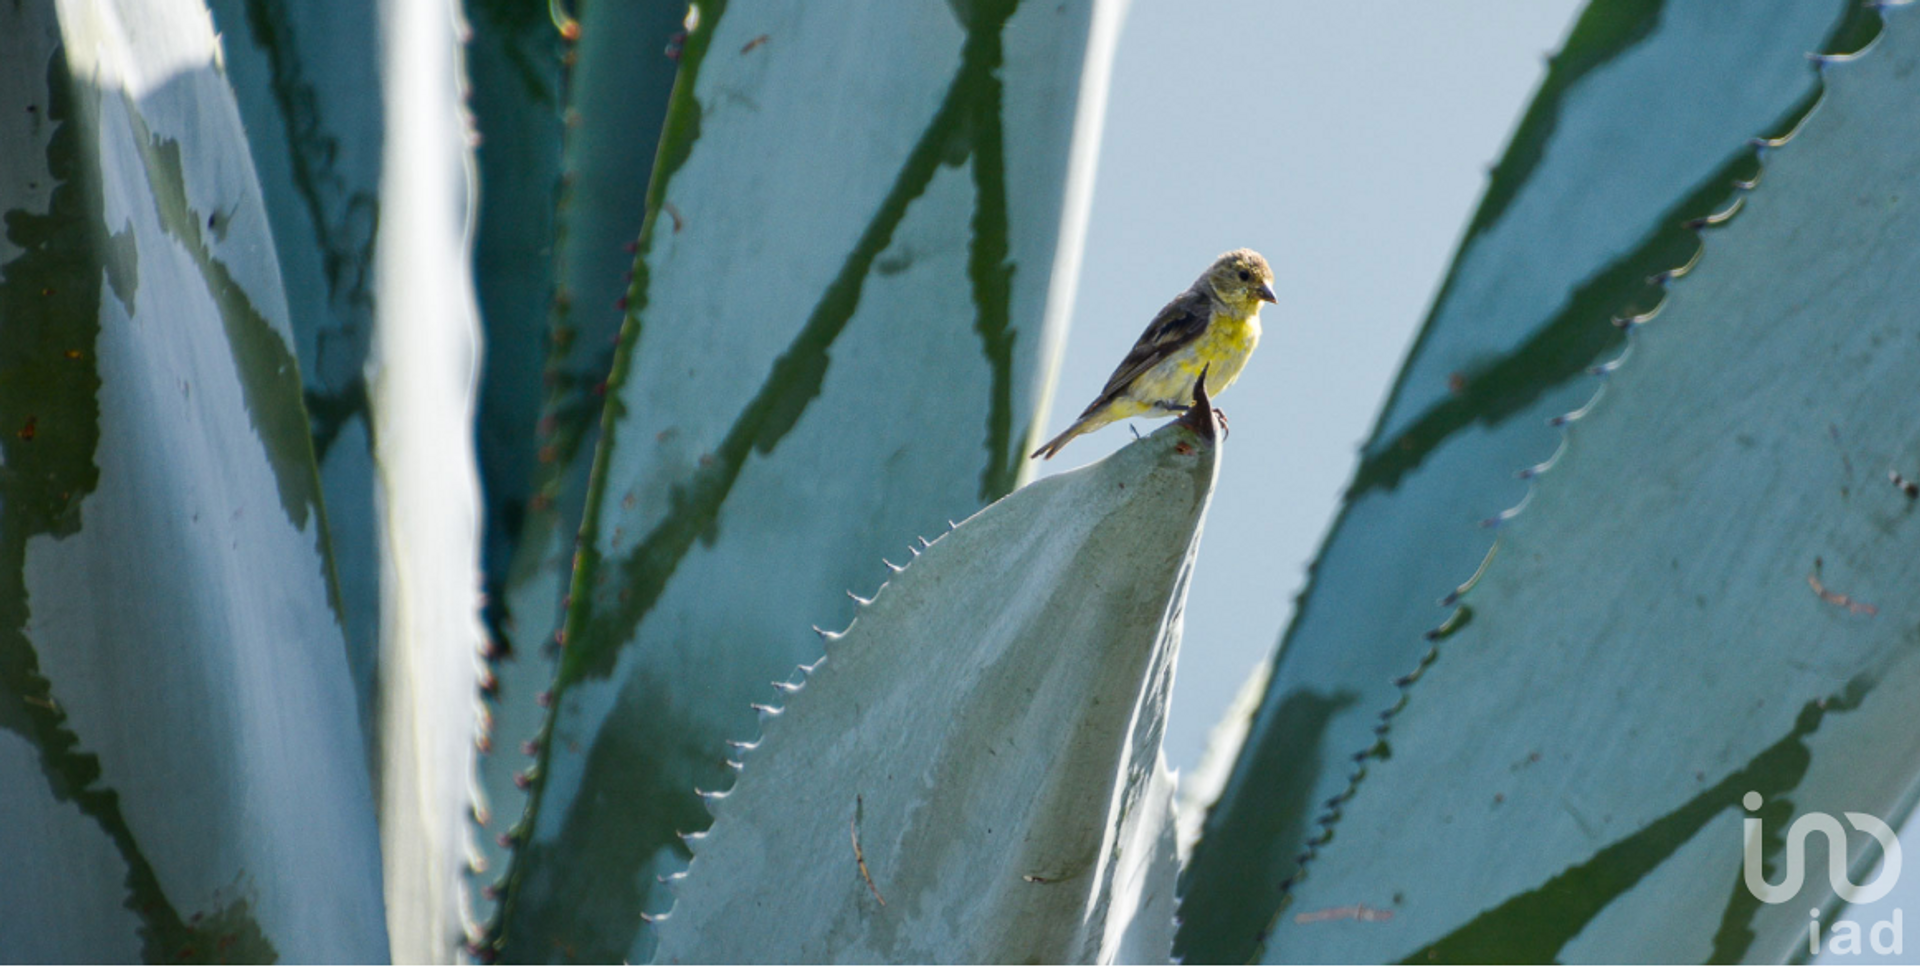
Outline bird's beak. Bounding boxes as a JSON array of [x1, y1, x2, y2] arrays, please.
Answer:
[[1256, 282, 1278, 303]]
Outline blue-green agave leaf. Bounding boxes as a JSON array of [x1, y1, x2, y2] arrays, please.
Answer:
[[466, 0, 563, 631], [1176, 1, 1866, 961], [1215, 5, 1920, 964], [482, 0, 1122, 960], [0, 0, 385, 959], [654, 412, 1216, 963], [364, 0, 491, 959], [202, 0, 384, 736], [464, 0, 685, 932]]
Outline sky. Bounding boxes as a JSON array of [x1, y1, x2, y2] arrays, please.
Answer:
[[1039, 0, 1584, 772]]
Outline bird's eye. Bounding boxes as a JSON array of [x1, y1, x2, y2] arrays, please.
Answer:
[[1237, 270, 1250, 282]]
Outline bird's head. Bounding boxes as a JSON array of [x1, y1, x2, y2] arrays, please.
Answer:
[[1201, 248, 1278, 313]]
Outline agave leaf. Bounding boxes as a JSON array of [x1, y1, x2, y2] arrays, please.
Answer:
[[483, 0, 1122, 959], [1811, 807, 1920, 963], [462, 0, 568, 936], [1110, 753, 1182, 965], [1174, 654, 1268, 860], [1176, 0, 1863, 961], [464, 0, 685, 927], [466, 0, 562, 632], [654, 409, 1217, 963], [1231, 8, 1920, 963], [202, 0, 384, 735], [366, 0, 490, 959], [0, 0, 385, 959]]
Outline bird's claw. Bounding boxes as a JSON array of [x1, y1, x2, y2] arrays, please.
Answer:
[[1212, 407, 1230, 439]]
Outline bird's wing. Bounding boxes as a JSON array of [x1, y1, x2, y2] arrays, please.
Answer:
[[1079, 287, 1212, 417]]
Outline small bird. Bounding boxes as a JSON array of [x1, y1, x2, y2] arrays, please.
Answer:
[[1032, 248, 1276, 459]]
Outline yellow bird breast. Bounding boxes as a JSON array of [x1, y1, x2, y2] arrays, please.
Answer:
[[1132, 311, 1262, 411]]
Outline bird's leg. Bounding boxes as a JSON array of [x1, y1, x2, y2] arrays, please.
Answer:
[[1212, 407, 1230, 439]]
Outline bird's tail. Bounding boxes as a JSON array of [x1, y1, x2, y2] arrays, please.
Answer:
[[1031, 407, 1122, 460], [1030, 423, 1084, 460]]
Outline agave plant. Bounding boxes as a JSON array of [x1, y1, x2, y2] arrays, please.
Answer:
[[4, 0, 1917, 963]]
